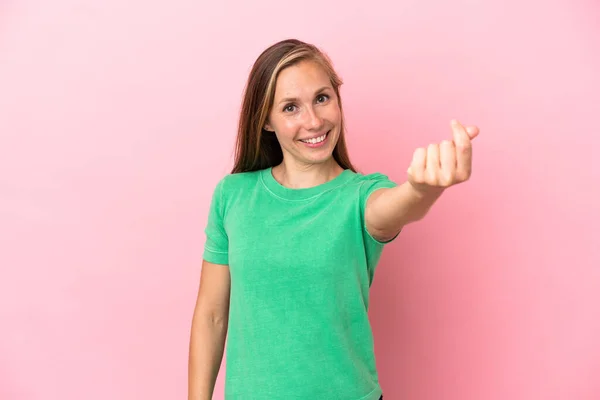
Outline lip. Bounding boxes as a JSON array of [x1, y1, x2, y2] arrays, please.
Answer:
[[299, 130, 330, 148], [298, 130, 330, 141]]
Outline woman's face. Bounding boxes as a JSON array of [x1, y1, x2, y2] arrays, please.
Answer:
[[264, 60, 341, 168]]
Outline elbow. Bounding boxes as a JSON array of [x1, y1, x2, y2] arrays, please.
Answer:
[[192, 306, 229, 331], [370, 227, 402, 243], [208, 313, 228, 329]]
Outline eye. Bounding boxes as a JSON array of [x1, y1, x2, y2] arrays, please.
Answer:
[[283, 104, 296, 113], [316, 94, 329, 103]]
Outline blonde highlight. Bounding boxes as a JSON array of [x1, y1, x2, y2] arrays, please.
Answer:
[[232, 39, 356, 174]]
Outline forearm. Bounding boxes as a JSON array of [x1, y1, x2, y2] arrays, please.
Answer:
[[367, 181, 445, 239], [188, 316, 228, 400]]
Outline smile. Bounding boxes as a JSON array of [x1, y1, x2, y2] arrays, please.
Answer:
[[299, 131, 330, 145]]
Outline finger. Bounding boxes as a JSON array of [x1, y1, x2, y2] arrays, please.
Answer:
[[439, 140, 456, 185], [451, 119, 471, 146], [407, 147, 427, 180], [451, 120, 473, 180], [426, 143, 440, 183], [465, 125, 480, 140]]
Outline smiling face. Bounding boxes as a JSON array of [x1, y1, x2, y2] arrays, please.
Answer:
[[264, 60, 341, 169]]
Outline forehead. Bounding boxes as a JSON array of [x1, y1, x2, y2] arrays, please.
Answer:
[[273, 60, 331, 98]]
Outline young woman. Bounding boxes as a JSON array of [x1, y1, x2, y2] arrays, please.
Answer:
[[188, 38, 480, 400]]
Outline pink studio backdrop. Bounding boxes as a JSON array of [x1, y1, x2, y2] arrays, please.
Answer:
[[1, 0, 599, 399]]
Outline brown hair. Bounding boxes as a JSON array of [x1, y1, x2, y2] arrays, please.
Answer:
[[231, 39, 356, 174]]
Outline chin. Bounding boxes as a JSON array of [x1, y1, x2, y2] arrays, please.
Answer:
[[307, 148, 338, 164]]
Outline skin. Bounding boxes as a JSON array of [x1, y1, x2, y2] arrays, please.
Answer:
[[188, 261, 229, 400], [264, 60, 345, 189], [188, 59, 480, 399], [264, 59, 480, 241], [366, 119, 480, 241]]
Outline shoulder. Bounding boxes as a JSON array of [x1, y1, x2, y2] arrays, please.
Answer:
[[219, 169, 262, 187], [344, 171, 398, 209], [211, 169, 264, 200], [353, 171, 394, 183], [347, 170, 397, 190]]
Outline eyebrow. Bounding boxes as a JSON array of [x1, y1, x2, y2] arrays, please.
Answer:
[[277, 86, 332, 105]]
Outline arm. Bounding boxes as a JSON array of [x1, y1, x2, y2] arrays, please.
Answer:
[[365, 120, 480, 242], [365, 182, 444, 241], [188, 260, 231, 400]]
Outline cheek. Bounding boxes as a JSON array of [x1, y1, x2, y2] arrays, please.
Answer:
[[277, 119, 302, 138], [324, 104, 341, 123]]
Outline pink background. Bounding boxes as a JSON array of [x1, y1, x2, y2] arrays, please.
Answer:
[[1, 0, 599, 399]]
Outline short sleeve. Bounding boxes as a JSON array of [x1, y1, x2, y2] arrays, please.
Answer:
[[359, 173, 400, 245], [359, 173, 399, 283], [203, 178, 229, 265]]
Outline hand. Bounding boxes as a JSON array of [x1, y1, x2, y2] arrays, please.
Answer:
[[407, 119, 480, 195]]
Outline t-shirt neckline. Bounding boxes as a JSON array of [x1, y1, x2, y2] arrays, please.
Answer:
[[260, 167, 355, 201]]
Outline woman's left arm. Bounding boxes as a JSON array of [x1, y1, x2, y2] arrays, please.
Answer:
[[365, 120, 480, 242]]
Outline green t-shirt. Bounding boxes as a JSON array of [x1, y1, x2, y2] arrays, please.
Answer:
[[203, 167, 399, 400]]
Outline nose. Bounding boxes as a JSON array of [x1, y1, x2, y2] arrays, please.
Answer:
[[304, 106, 324, 131]]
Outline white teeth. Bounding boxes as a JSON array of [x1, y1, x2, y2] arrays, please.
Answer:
[[301, 133, 327, 144]]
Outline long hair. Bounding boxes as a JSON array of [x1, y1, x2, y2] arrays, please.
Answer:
[[231, 39, 356, 174]]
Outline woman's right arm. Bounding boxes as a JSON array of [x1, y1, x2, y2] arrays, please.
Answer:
[[188, 260, 231, 400]]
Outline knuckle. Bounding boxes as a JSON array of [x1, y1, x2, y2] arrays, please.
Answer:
[[456, 143, 470, 153], [456, 170, 471, 181], [441, 172, 455, 186], [425, 171, 438, 185]]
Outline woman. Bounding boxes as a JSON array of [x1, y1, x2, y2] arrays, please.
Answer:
[[188, 39, 479, 400]]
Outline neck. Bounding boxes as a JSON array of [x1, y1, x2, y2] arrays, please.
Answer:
[[272, 158, 344, 189]]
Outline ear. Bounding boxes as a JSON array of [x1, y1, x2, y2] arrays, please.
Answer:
[[263, 121, 274, 132]]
